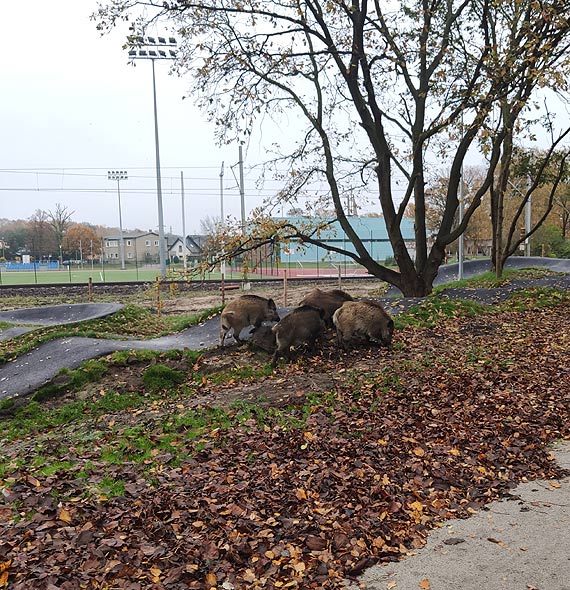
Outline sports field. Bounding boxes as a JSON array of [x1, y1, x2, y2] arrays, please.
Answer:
[[0, 266, 219, 286], [0, 260, 371, 286]]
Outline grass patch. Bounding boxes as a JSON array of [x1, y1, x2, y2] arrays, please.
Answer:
[[143, 364, 186, 393], [396, 298, 488, 328], [97, 476, 126, 499], [200, 364, 274, 385], [500, 287, 570, 310], [1, 390, 148, 441]]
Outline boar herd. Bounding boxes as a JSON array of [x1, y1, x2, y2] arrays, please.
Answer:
[[220, 287, 394, 367]]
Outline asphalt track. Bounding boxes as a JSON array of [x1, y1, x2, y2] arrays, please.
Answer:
[[1, 257, 569, 402]]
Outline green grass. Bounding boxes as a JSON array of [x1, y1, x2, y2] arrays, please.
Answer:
[[396, 298, 488, 328], [142, 364, 186, 393], [97, 476, 126, 499], [500, 287, 570, 310], [0, 266, 271, 286]]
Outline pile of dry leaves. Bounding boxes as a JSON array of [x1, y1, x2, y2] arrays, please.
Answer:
[[1, 301, 569, 589]]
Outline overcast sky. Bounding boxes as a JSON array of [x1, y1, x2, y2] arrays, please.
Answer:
[[0, 0, 279, 236], [2, 2, 567, 238]]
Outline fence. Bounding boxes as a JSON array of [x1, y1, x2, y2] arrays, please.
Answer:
[[4, 262, 60, 271]]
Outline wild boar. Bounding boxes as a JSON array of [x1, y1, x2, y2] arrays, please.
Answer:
[[249, 324, 277, 353], [332, 299, 394, 350], [298, 287, 354, 326], [220, 294, 280, 346], [271, 305, 326, 367]]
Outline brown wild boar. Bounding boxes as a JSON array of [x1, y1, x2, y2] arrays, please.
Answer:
[[298, 287, 354, 326], [249, 324, 277, 353], [271, 305, 326, 367], [220, 294, 280, 346], [332, 300, 394, 350]]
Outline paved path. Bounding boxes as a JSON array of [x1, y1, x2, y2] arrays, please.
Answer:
[[0, 303, 124, 342], [0, 314, 222, 401], [350, 441, 570, 590]]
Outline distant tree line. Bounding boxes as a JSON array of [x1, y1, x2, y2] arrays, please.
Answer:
[[1, 203, 106, 263]]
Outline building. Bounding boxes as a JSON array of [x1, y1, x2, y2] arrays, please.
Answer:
[[274, 216, 415, 264], [167, 235, 205, 264], [102, 232, 206, 265], [103, 231, 165, 265]]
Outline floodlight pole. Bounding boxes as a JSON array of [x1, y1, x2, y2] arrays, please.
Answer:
[[107, 170, 128, 270], [181, 171, 187, 274], [128, 35, 177, 277]]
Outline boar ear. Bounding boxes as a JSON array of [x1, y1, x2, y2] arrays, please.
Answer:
[[268, 298, 276, 306]]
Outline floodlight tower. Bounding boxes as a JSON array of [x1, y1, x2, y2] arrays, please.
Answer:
[[128, 35, 177, 276], [107, 170, 128, 270]]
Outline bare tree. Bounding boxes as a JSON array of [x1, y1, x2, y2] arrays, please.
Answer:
[[95, 0, 570, 295], [47, 204, 74, 262], [29, 210, 58, 261]]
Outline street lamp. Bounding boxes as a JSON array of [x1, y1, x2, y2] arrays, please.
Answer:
[[107, 170, 128, 270], [128, 35, 177, 277]]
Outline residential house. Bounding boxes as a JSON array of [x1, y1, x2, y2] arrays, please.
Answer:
[[167, 235, 205, 264], [103, 231, 166, 265], [103, 232, 207, 265]]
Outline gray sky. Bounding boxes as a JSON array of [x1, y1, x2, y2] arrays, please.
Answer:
[[2, 2, 566, 238], [0, 0, 276, 235]]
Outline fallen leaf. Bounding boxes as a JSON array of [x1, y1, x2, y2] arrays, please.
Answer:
[[419, 579, 430, 589], [57, 508, 73, 524]]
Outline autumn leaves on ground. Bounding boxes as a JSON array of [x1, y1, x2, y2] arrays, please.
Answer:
[[1, 287, 570, 589]]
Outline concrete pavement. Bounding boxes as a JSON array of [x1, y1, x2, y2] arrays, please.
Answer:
[[351, 440, 570, 590]]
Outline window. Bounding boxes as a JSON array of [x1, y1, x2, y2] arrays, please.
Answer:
[[145, 240, 151, 247], [127, 252, 133, 259], [154, 240, 159, 246], [126, 240, 132, 246], [178, 245, 183, 253]]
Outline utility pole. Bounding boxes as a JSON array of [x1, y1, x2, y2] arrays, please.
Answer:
[[219, 161, 225, 225], [220, 161, 226, 281], [181, 171, 187, 275], [458, 168, 464, 280], [239, 145, 246, 234]]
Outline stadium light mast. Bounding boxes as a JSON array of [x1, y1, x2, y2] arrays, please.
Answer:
[[107, 170, 128, 270], [128, 35, 177, 276]]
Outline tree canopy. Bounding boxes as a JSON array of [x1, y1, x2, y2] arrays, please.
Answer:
[[95, 0, 570, 295]]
